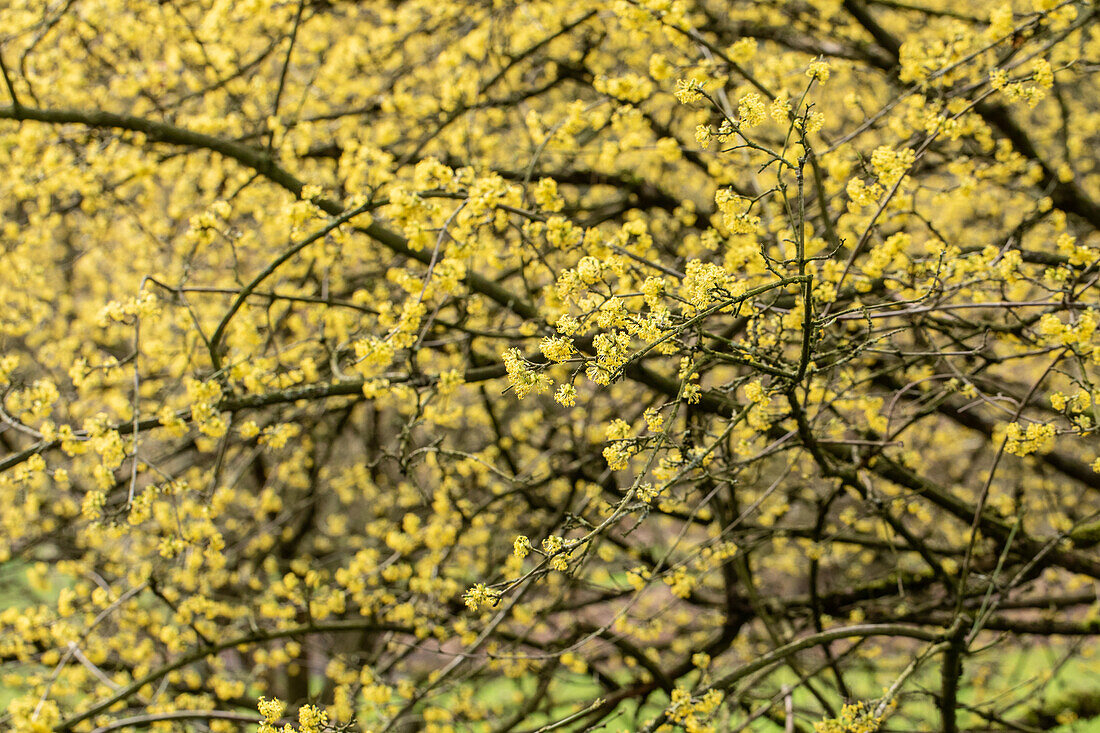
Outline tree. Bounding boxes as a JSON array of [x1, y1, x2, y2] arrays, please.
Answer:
[[0, 0, 1098, 730]]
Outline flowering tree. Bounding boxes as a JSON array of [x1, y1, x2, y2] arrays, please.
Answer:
[[1, 0, 1099, 731]]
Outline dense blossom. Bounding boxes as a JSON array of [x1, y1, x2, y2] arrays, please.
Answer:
[[0, 0, 1099, 732]]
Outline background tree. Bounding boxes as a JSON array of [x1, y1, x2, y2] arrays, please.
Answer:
[[1, 0, 1099, 731]]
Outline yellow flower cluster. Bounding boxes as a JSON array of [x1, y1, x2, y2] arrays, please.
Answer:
[[463, 583, 500, 612], [814, 700, 890, 733], [675, 78, 706, 104], [1004, 421, 1057, 457], [665, 687, 724, 733], [715, 189, 761, 235], [502, 348, 552, 399], [738, 93, 767, 128], [870, 146, 916, 187]]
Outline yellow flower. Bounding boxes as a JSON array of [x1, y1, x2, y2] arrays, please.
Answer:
[[675, 78, 705, 104], [737, 92, 766, 127], [806, 59, 831, 83]]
